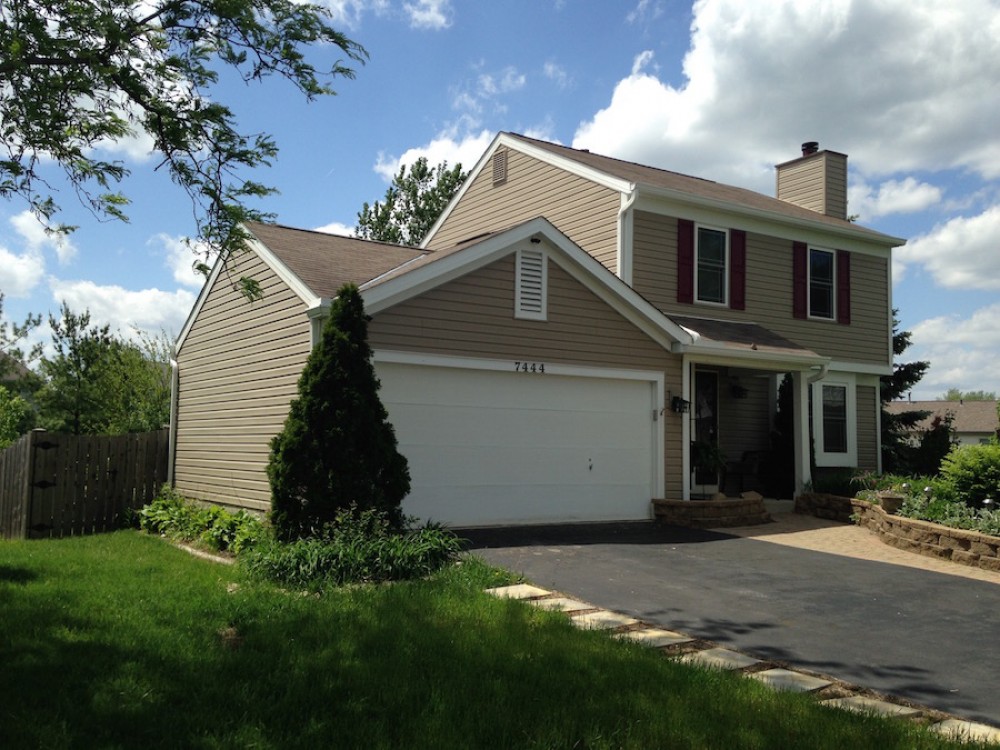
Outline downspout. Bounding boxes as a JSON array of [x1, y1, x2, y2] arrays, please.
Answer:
[[167, 357, 179, 486], [616, 188, 637, 284]]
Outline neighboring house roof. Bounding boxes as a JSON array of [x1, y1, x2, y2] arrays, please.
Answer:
[[456, 132, 902, 247], [0, 352, 30, 382], [886, 400, 1000, 435]]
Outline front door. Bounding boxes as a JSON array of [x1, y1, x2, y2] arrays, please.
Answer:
[[693, 370, 720, 493]]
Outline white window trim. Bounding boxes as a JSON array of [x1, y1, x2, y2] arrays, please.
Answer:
[[515, 246, 548, 320], [808, 246, 836, 321], [812, 373, 857, 467], [695, 224, 729, 307]]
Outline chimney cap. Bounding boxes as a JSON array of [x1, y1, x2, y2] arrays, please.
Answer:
[[802, 141, 819, 156]]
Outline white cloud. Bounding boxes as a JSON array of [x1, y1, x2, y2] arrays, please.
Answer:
[[452, 64, 527, 118], [628, 0, 665, 25], [403, 0, 452, 29], [543, 61, 571, 89], [848, 178, 943, 221], [49, 279, 195, 339], [150, 234, 209, 289], [10, 210, 77, 264], [478, 67, 526, 97], [374, 127, 493, 182], [908, 304, 1000, 398], [316, 0, 389, 28], [0, 245, 45, 298], [574, 0, 1000, 191], [897, 205, 1000, 290], [313, 221, 356, 236]]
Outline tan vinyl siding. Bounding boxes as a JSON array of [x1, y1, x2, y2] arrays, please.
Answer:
[[430, 148, 621, 272], [632, 211, 891, 367], [174, 252, 310, 510], [856, 384, 879, 471], [369, 255, 685, 498], [776, 152, 848, 220]]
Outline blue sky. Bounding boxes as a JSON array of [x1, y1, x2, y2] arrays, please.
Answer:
[[2, 0, 999, 400]]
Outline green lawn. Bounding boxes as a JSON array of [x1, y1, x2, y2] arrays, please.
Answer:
[[0, 532, 980, 749]]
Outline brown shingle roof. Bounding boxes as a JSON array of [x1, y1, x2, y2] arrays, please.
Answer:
[[504, 133, 899, 243], [886, 400, 1000, 435], [246, 222, 428, 299], [670, 315, 823, 361]]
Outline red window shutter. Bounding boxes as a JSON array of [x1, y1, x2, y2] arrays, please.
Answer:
[[730, 229, 746, 310], [677, 219, 694, 304], [792, 242, 807, 319], [837, 250, 851, 325]]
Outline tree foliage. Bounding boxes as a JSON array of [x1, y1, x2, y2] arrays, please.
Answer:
[[940, 388, 997, 401], [881, 311, 932, 473], [0, 385, 35, 449], [34, 304, 171, 434], [0, 0, 365, 279], [268, 283, 410, 540], [0, 292, 42, 380], [356, 158, 466, 246]]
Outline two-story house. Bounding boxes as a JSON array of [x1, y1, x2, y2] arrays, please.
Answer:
[[170, 133, 901, 526]]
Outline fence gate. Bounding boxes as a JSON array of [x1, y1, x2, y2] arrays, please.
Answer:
[[0, 429, 169, 540]]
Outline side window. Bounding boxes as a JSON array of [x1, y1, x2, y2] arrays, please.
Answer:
[[696, 226, 728, 305], [821, 384, 848, 453], [809, 248, 835, 319]]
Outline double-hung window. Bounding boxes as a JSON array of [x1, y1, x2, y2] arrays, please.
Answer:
[[809, 248, 835, 319], [696, 226, 728, 305]]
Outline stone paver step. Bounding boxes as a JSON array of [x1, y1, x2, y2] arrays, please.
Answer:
[[616, 628, 694, 648], [485, 583, 551, 600], [530, 596, 593, 613], [679, 647, 761, 671], [820, 696, 922, 719], [751, 668, 832, 693], [571, 610, 640, 630], [930, 718, 1000, 743]]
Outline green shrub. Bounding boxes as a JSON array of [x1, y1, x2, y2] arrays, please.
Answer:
[[139, 487, 265, 554], [937, 443, 1000, 508], [241, 506, 462, 588]]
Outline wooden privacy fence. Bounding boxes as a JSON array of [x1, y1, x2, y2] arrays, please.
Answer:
[[0, 429, 169, 540]]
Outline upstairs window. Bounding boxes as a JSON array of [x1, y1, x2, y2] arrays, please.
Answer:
[[696, 226, 728, 305], [809, 248, 835, 319], [793, 243, 851, 324]]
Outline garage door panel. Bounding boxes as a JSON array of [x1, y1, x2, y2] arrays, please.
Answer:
[[377, 360, 659, 526]]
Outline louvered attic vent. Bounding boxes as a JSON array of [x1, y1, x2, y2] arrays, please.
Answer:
[[492, 148, 508, 185], [515, 247, 547, 320]]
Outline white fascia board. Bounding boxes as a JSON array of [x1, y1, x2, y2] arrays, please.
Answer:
[[634, 188, 904, 257], [678, 346, 831, 372], [420, 133, 503, 250], [827, 360, 893, 376], [174, 226, 319, 354], [363, 217, 693, 349], [498, 134, 634, 194]]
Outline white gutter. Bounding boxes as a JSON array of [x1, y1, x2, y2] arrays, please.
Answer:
[[616, 188, 637, 285]]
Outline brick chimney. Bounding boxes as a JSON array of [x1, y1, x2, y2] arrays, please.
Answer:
[[775, 142, 848, 220]]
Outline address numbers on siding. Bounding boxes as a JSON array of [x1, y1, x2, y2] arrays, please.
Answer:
[[514, 361, 546, 374]]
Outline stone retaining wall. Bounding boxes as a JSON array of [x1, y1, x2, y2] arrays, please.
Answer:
[[651, 497, 771, 528], [795, 492, 856, 523], [851, 499, 1000, 573]]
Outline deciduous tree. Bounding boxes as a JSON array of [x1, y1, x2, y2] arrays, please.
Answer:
[[0, 0, 365, 289]]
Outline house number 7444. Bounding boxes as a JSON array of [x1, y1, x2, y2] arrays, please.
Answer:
[[514, 361, 546, 373]]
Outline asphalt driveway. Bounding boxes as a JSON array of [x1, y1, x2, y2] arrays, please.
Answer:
[[462, 521, 1000, 726]]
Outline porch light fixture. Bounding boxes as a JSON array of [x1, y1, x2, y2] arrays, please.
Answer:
[[671, 396, 690, 414]]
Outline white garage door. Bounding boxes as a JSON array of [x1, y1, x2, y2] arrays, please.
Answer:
[[376, 357, 661, 526]]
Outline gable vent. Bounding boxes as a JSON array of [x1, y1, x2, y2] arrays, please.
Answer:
[[515, 247, 547, 320], [492, 148, 508, 186]]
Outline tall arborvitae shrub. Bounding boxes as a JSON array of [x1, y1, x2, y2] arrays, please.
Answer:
[[268, 283, 410, 540]]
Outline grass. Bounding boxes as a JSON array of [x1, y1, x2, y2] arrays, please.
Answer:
[[0, 532, 982, 749]]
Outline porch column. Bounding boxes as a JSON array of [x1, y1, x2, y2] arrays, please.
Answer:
[[792, 371, 812, 494]]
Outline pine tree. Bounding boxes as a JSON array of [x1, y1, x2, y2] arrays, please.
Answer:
[[268, 283, 410, 539], [881, 311, 931, 473]]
